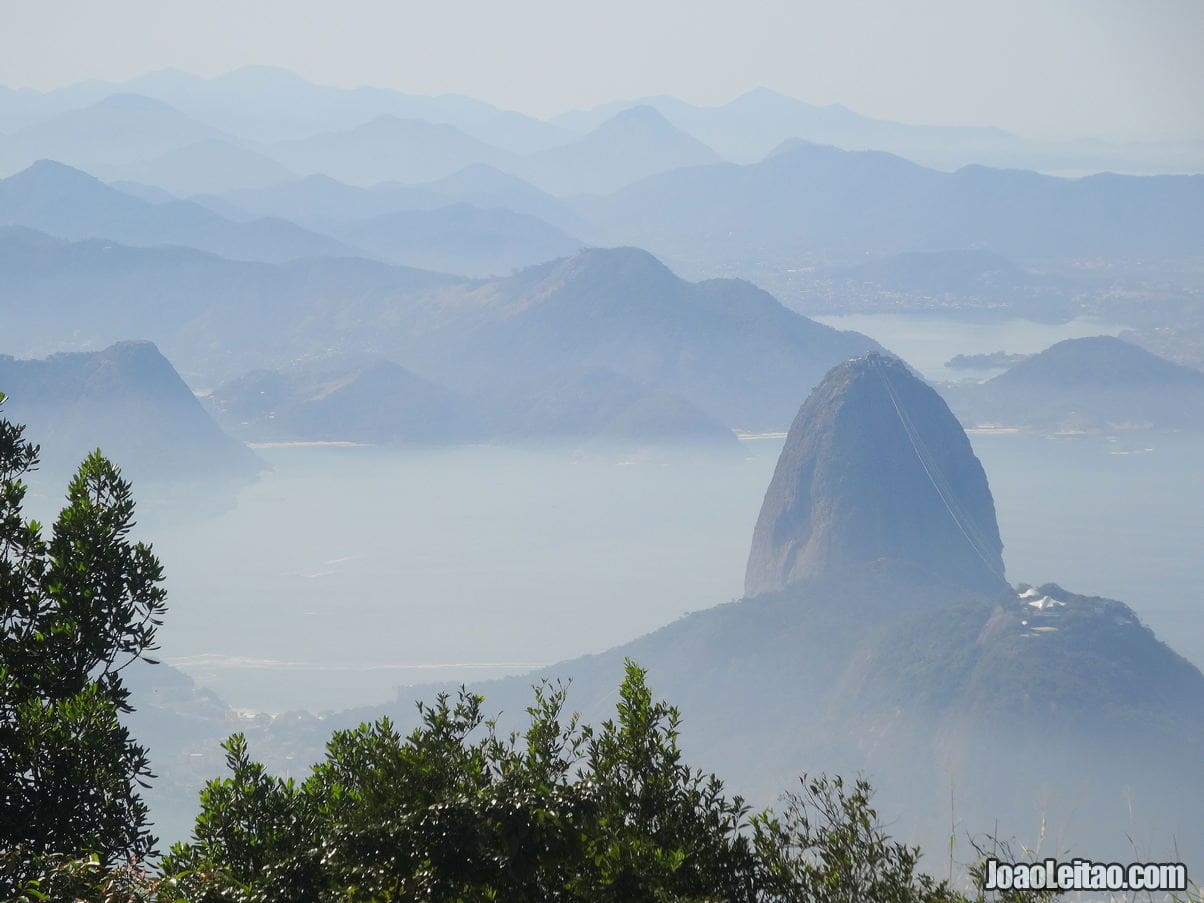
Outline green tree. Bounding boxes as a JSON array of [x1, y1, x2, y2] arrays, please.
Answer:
[[165, 661, 1043, 902], [751, 775, 960, 902], [164, 663, 760, 901], [573, 662, 758, 900], [0, 395, 167, 893]]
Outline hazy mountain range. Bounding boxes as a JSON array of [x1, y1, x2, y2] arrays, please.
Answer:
[[582, 141, 1204, 276], [0, 66, 567, 151], [107, 138, 296, 197], [4, 84, 1202, 296], [518, 105, 721, 196], [326, 204, 582, 276], [201, 165, 579, 234], [0, 82, 727, 198], [0, 92, 220, 176], [4, 129, 1202, 431], [384, 247, 881, 431], [0, 161, 583, 276], [553, 86, 1204, 174], [0, 160, 356, 263], [6, 63, 1198, 870], [3, 67, 1198, 178], [266, 114, 518, 187], [0, 226, 456, 373], [0, 227, 879, 432]]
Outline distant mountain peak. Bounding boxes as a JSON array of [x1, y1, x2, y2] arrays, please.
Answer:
[[351, 114, 410, 134], [763, 138, 915, 168], [548, 246, 678, 288], [602, 104, 673, 127], [739, 85, 790, 101], [15, 158, 99, 180], [2, 160, 114, 199], [426, 162, 539, 193], [92, 92, 179, 113], [217, 64, 313, 86], [590, 105, 718, 156], [336, 114, 471, 141], [728, 86, 812, 112], [0, 158, 356, 264], [764, 136, 824, 158], [993, 336, 1204, 388], [746, 353, 1007, 597]]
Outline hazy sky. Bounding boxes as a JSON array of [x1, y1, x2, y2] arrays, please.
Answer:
[[2, 0, 1202, 142]]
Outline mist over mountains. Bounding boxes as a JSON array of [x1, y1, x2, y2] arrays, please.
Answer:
[[5, 66, 1204, 341], [0, 159, 584, 277], [0, 92, 220, 175], [3, 60, 1204, 882], [204, 165, 579, 234], [0, 227, 878, 433], [267, 115, 517, 187], [110, 139, 296, 197], [553, 85, 1204, 174], [582, 141, 1204, 273], [389, 248, 881, 431], [220, 353, 1204, 865], [4, 67, 1198, 178], [0, 161, 356, 263], [326, 203, 583, 276], [519, 105, 722, 196]]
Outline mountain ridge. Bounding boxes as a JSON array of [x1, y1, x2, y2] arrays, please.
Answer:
[[0, 160, 360, 263], [0, 230, 878, 432], [579, 140, 1204, 290]]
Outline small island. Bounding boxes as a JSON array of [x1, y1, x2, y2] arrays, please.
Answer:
[[945, 350, 1031, 370]]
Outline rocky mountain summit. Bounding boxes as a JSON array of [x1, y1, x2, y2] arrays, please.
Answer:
[[746, 353, 1006, 597]]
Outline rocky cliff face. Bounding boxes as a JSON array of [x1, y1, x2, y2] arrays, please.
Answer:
[[745, 353, 1006, 597]]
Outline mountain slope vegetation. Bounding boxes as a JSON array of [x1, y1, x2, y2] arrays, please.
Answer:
[[0, 341, 257, 483]]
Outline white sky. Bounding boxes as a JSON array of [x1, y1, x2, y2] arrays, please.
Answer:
[[1, 0, 1202, 142]]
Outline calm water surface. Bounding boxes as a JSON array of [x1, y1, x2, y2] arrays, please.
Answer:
[[136, 428, 1202, 713]]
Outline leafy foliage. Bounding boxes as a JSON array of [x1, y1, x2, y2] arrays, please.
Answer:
[[162, 664, 750, 900], [0, 395, 167, 894], [0, 851, 174, 903], [162, 661, 1015, 902], [751, 775, 956, 902]]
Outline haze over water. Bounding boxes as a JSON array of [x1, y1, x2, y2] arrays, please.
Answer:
[[119, 316, 1204, 713]]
